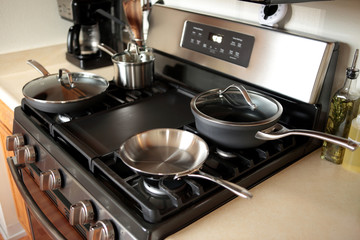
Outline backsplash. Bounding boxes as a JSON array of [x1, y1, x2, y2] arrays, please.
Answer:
[[163, 0, 360, 92]]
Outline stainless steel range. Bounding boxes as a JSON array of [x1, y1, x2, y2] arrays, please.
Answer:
[[6, 4, 338, 240]]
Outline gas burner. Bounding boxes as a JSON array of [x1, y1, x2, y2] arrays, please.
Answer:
[[55, 114, 71, 123], [142, 177, 187, 196], [54, 111, 93, 123], [216, 148, 238, 159]]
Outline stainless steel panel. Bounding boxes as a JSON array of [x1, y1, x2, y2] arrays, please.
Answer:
[[147, 4, 336, 104]]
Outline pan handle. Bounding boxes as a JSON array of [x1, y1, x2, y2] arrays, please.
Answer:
[[98, 43, 118, 57], [27, 59, 50, 76], [186, 171, 253, 199], [255, 123, 360, 151]]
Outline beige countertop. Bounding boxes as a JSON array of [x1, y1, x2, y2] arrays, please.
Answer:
[[1, 45, 360, 240]]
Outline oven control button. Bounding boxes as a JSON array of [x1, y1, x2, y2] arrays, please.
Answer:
[[14, 145, 36, 164], [39, 169, 62, 191], [6, 133, 25, 151], [88, 220, 115, 240], [69, 200, 95, 225]]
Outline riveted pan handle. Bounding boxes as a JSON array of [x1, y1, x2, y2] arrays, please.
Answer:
[[255, 123, 360, 151], [27, 59, 50, 76], [186, 171, 253, 199]]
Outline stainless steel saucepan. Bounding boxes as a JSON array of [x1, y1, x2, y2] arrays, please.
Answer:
[[119, 128, 253, 199], [98, 42, 154, 89]]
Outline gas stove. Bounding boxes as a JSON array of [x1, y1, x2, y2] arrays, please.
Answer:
[[7, 4, 338, 240]]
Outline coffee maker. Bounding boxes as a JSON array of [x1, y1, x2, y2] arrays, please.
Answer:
[[57, 0, 117, 69]]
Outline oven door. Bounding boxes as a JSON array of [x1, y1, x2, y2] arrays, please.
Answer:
[[7, 157, 83, 240]]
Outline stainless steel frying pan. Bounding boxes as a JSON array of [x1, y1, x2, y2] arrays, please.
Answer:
[[119, 128, 253, 199]]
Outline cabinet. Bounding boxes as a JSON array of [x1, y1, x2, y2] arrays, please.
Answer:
[[0, 99, 31, 239]]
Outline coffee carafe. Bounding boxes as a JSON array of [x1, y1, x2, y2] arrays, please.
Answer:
[[57, 0, 116, 69]]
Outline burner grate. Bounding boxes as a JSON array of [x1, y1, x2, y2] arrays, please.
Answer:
[[90, 123, 297, 224]]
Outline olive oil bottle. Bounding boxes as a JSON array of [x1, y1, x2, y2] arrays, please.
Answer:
[[342, 114, 360, 172], [321, 49, 360, 164]]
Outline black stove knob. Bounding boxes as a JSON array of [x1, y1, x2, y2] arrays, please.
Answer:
[[14, 145, 36, 164], [88, 220, 115, 240], [39, 169, 62, 191], [6, 133, 25, 151], [69, 200, 95, 226]]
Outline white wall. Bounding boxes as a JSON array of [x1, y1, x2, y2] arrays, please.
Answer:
[[0, 0, 72, 54]]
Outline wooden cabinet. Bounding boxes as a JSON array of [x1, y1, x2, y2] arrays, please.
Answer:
[[0, 100, 31, 239]]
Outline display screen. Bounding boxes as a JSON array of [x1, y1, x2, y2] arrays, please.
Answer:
[[181, 21, 254, 67], [209, 33, 223, 44]]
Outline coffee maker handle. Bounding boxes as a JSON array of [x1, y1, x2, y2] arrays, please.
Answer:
[[67, 25, 81, 55]]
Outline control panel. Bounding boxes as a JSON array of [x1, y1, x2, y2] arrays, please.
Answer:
[[6, 132, 117, 240], [180, 21, 255, 67]]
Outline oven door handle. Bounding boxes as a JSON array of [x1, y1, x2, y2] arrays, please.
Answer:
[[7, 157, 66, 240]]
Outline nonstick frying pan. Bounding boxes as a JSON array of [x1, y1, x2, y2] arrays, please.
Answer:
[[119, 128, 253, 199], [190, 84, 360, 150], [23, 60, 109, 113]]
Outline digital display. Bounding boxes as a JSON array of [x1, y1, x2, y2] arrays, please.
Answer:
[[181, 21, 254, 67], [209, 33, 223, 44]]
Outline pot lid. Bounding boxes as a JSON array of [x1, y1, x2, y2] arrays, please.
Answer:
[[23, 68, 109, 104], [191, 85, 283, 126]]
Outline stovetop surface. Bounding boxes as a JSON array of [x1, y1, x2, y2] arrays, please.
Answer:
[[22, 79, 305, 223], [57, 87, 194, 158], [17, 76, 319, 239]]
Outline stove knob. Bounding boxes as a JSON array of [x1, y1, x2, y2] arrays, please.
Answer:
[[88, 220, 115, 240], [14, 145, 36, 164], [39, 169, 62, 191], [6, 133, 25, 151], [69, 200, 95, 225]]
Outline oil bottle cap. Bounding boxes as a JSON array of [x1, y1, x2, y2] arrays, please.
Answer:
[[347, 49, 359, 79]]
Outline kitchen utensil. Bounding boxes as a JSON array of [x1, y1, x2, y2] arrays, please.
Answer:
[[23, 59, 109, 113], [190, 84, 360, 150], [95, 9, 136, 43], [119, 128, 253, 199], [98, 43, 154, 89], [123, 0, 143, 46]]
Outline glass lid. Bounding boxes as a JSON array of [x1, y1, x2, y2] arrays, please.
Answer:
[[193, 85, 283, 124], [23, 70, 109, 103]]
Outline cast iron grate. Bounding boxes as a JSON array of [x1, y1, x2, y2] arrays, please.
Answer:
[[91, 123, 296, 223]]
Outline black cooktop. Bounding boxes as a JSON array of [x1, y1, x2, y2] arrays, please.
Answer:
[[54, 88, 194, 159], [18, 79, 311, 239]]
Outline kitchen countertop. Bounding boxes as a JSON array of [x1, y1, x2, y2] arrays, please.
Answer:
[[1, 45, 360, 240]]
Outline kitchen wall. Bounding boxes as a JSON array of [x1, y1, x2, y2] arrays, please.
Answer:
[[0, 0, 72, 54], [0, 0, 359, 238]]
